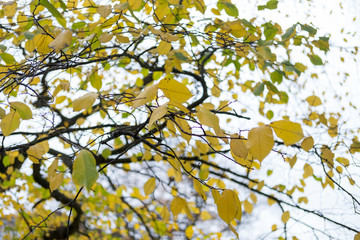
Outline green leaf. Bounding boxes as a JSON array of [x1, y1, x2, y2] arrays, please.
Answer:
[[258, 0, 279, 10], [24, 32, 35, 40], [217, 1, 238, 17], [279, 91, 289, 103], [10, 102, 33, 120], [101, 148, 112, 159], [270, 70, 283, 84], [89, 72, 102, 91], [264, 28, 278, 41], [253, 82, 265, 96], [194, 0, 206, 14], [266, 110, 274, 120], [312, 37, 329, 52], [2, 156, 10, 167], [282, 24, 296, 40], [266, 0, 278, 9], [72, 22, 86, 30], [265, 81, 279, 94], [59, 0, 67, 11], [39, 0, 66, 27], [0, 52, 16, 64], [309, 54, 323, 65], [72, 150, 99, 190], [301, 24, 317, 36], [174, 51, 188, 61]]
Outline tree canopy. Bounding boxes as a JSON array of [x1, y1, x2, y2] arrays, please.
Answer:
[[0, 0, 359, 239]]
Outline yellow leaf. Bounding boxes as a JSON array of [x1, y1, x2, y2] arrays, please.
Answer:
[[228, 223, 239, 238], [48, 158, 58, 180], [9, 102, 33, 120], [148, 103, 167, 128], [244, 199, 253, 214], [281, 211, 290, 223], [170, 196, 184, 216], [303, 163, 313, 178], [306, 95, 322, 106], [73, 93, 98, 111], [268, 196, 276, 206], [1, 111, 20, 136], [3, 2, 16, 17], [168, 101, 189, 113], [160, 206, 170, 221], [272, 224, 277, 231], [128, 0, 142, 10], [0, 107, 5, 118], [234, 193, 242, 221], [98, 33, 113, 43], [183, 198, 194, 220], [174, 117, 192, 143], [230, 134, 248, 158], [335, 166, 343, 173], [159, 78, 192, 103], [354, 232, 360, 240], [116, 35, 130, 43], [193, 179, 207, 201], [132, 83, 159, 108], [212, 189, 220, 204], [50, 173, 63, 192], [143, 177, 156, 195], [33, 34, 53, 54], [157, 40, 172, 55], [246, 125, 274, 161], [164, 32, 178, 42], [301, 136, 314, 151], [270, 120, 304, 146], [336, 157, 349, 167], [97, 5, 112, 18], [321, 147, 334, 162], [229, 20, 246, 38], [250, 193, 257, 204], [289, 154, 297, 168], [196, 106, 220, 132], [185, 226, 193, 239], [49, 30, 73, 53], [200, 210, 212, 220], [114, 3, 129, 11], [27, 140, 49, 164], [216, 189, 238, 223]]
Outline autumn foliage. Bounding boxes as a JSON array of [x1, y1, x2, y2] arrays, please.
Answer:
[[0, 0, 359, 239]]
